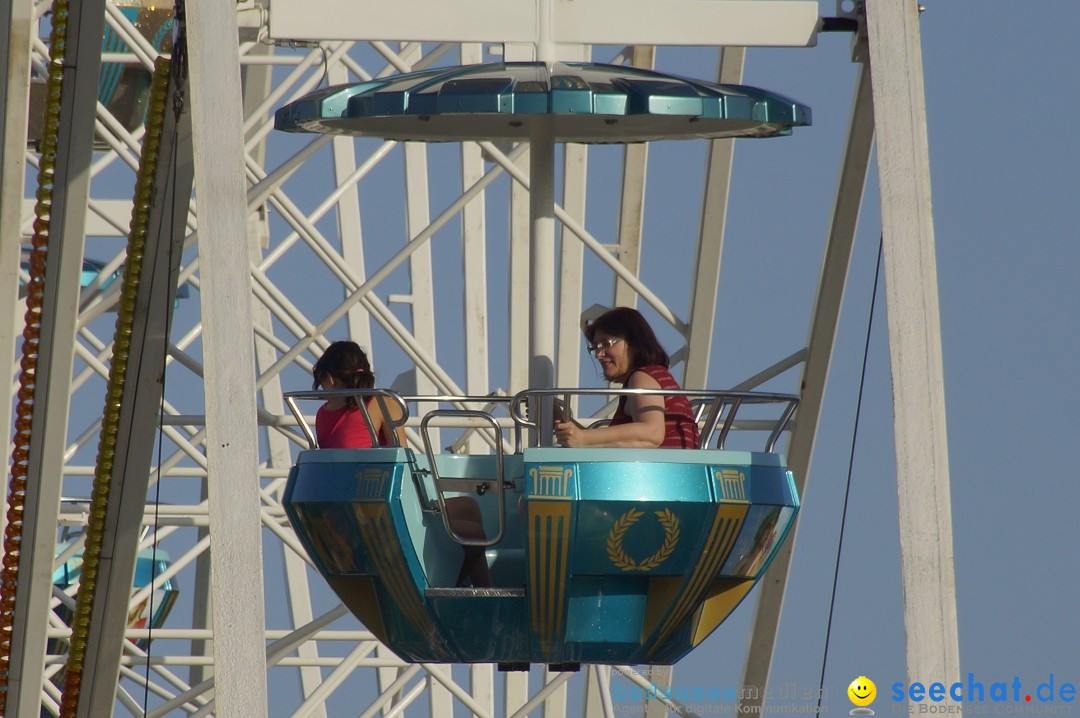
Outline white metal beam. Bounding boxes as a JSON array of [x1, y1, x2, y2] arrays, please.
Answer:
[[612, 46, 653, 311], [7, 0, 102, 711], [269, 0, 820, 48], [683, 46, 745, 390], [327, 61, 373, 352], [556, 142, 588, 393], [555, 37, 591, 398], [186, 1, 269, 714], [865, 0, 961, 691], [403, 137, 441, 446], [507, 40, 533, 394], [0, 0, 33, 486], [461, 42, 491, 452]]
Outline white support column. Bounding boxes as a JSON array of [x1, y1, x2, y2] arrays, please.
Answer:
[[543, 666, 569, 718], [556, 141, 588, 393], [471, 664, 495, 717], [582, 665, 611, 717], [644, 665, 674, 718], [376, 645, 402, 712], [327, 62, 372, 351], [683, 46, 745, 389], [403, 139, 439, 443], [0, 0, 32, 463], [186, 1, 269, 714], [505, 671, 530, 716], [6, 0, 102, 711], [506, 42, 533, 394], [426, 663, 453, 717], [612, 46, 653, 310], [740, 59, 874, 709], [529, 118, 556, 436], [865, 0, 961, 690], [461, 42, 491, 452], [555, 42, 592, 396]]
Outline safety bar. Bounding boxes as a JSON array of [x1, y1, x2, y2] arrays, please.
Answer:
[[508, 388, 798, 452], [420, 411, 507, 548]]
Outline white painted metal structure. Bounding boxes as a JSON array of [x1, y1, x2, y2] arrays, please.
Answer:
[[0, 0, 961, 715]]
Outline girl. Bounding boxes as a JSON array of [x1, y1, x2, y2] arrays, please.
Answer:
[[312, 340, 405, 448], [312, 341, 491, 586]]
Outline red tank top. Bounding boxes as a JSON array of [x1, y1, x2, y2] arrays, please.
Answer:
[[609, 365, 700, 449], [315, 401, 389, 448]]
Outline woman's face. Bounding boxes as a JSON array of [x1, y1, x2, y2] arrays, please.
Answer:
[[591, 329, 634, 383]]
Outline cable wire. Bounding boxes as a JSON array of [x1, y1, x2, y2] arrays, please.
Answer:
[[816, 234, 884, 713]]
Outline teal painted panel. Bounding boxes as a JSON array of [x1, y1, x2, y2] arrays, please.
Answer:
[[572, 499, 717, 576], [566, 577, 647, 643], [427, 595, 531, 662]]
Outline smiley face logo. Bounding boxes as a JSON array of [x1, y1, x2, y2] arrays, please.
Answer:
[[848, 676, 876, 709]]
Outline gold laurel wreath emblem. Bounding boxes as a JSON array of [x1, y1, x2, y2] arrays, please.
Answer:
[[606, 508, 680, 571]]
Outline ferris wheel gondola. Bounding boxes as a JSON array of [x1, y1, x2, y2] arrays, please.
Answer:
[[283, 388, 799, 665]]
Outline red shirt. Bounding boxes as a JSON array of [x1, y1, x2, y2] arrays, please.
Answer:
[[315, 402, 388, 448], [609, 365, 700, 449]]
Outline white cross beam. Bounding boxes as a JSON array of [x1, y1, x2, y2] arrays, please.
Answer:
[[269, 0, 820, 49]]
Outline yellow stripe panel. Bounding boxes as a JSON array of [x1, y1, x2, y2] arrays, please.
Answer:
[[326, 575, 388, 643], [649, 503, 747, 651], [642, 577, 684, 639], [690, 578, 755, 646], [353, 504, 446, 658], [528, 501, 572, 653]]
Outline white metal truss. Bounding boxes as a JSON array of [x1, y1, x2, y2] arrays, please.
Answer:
[[0, 0, 960, 715]]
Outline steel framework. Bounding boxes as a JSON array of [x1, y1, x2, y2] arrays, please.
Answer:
[[0, 0, 959, 715]]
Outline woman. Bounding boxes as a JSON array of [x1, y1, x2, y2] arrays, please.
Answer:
[[312, 340, 491, 586], [554, 307, 700, 449]]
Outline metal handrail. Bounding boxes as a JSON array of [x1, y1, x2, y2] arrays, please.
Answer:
[[420, 411, 507, 548], [508, 388, 798, 452]]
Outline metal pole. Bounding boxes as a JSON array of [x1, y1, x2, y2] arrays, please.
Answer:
[[529, 117, 556, 442]]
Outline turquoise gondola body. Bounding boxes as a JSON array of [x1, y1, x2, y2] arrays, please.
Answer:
[[50, 543, 178, 653], [284, 445, 798, 665]]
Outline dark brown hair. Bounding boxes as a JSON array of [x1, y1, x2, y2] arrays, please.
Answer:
[[584, 307, 669, 372], [312, 341, 374, 406]]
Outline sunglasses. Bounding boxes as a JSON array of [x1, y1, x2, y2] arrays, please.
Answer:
[[587, 337, 624, 355]]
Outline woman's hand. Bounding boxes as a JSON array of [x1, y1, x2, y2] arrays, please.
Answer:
[[555, 420, 588, 448]]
